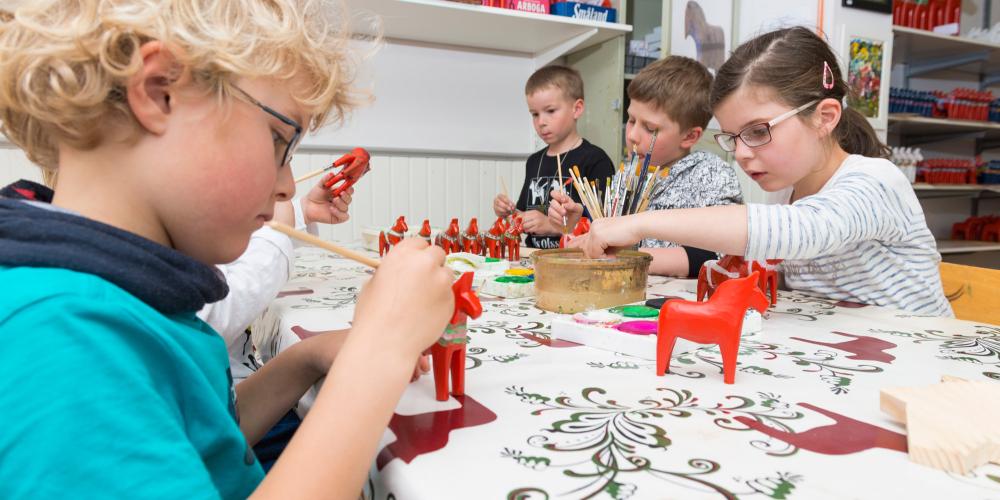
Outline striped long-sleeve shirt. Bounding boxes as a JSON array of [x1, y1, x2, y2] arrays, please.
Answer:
[[745, 155, 953, 317]]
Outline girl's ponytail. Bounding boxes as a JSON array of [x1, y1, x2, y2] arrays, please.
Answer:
[[836, 104, 891, 158]]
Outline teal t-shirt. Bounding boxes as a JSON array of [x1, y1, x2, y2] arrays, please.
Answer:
[[0, 266, 264, 498]]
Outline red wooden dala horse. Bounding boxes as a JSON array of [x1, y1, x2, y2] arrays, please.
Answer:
[[426, 272, 483, 401], [378, 216, 408, 257], [697, 255, 781, 307], [658, 272, 770, 384], [502, 214, 523, 261], [484, 217, 508, 259], [418, 219, 433, 245], [460, 218, 484, 255], [435, 218, 462, 255]]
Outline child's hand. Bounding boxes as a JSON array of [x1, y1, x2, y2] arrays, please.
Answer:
[[521, 209, 558, 235], [568, 215, 642, 258], [547, 190, 583, 230], [351, 238, 454, 359], [303, 175, 353, 225], [493, 194, 515, 218]]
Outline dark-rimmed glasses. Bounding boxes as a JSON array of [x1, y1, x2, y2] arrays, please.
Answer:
[[714, 100, 818, 152], [231, 85, 303, 167]]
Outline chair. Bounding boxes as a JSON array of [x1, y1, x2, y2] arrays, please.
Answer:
[[939, 262, 1000, 325]]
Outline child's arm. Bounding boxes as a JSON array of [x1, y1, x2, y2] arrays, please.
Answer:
[[234, 330, 348, 445], [642, 247, 692, 276], [252, 239, 454, 497], [572, 204, 750, 258], [574, 172, 905, 261]]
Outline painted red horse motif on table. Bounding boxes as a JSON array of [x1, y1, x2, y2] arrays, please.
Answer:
[[658, 272, 770, 384], [735, 402, 907, 455], [378, 216, 408, 257]]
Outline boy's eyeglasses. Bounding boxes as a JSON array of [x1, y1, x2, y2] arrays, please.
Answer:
[[231, 85, 303, 167], [713, 100, 818, 152]]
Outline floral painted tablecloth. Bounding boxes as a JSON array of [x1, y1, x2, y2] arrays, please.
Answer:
[[256, 247, 1000, 499]]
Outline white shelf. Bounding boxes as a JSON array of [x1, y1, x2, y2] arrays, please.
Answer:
[[892, 26, 1000, 75], [624, 72, 637, 80], [937, 239, 1000, 254], [346, 0, 631, 63], [912, 183, 1000, 194], [889, 114, 1000, 134]]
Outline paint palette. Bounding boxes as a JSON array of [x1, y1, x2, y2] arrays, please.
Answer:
[[478, 268, 535, 299], [551, 303, 762, 361], [445, 252, 511, 288]]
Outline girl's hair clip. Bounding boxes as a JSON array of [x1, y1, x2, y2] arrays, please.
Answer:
[[822, 61, 835, 90]]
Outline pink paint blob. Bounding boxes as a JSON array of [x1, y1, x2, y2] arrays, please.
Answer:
[[614, 320, 658, 336]]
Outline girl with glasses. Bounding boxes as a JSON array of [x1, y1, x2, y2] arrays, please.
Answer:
[[573, 27, 951, 317]]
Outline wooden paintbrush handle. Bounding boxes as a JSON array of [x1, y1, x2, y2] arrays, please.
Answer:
[[267, 221, 380, 268]]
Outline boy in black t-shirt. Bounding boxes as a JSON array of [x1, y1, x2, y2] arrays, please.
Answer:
[[493, 65, 614, 249]]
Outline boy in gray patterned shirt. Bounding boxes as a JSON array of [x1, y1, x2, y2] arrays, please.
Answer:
[[550, 56, 742, 277]]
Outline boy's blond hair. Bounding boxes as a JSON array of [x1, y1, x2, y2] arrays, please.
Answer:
[[524, 65, 584, 102], [627, 56, 713, 131], [0, 0, 367, 169]]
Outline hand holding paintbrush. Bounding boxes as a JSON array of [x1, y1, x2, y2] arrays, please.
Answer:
[[493, 176, 517, 219]]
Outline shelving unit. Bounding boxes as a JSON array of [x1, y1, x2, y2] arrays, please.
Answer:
[[889, 114, 1000, 152], [936, 239, 1000, 254], [345, 0, 631, 65], [912, 183, 1000, 193], [890, 16, 1000, 266], [892, 26, 1000, 87]]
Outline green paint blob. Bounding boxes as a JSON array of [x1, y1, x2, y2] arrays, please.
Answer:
[[609, 305, 658, 318], [495, 275, 534, 284], [485, 257, 501, 263]]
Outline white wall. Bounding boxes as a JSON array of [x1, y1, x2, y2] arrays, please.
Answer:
[[306, 39, 538, 157]]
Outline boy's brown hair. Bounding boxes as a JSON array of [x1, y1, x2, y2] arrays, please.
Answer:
[[524, 65, 584, 102], [628, 56, 713, 130]]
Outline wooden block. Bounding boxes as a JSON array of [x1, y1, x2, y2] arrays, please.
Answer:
[[880, 378, 1000, 474]]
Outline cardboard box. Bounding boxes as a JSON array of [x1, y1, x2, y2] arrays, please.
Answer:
[[506, 0, 549, 14], [550, 2, 617, 23]]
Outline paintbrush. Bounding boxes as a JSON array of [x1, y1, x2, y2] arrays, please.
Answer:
[[556, 152, 568, 232], [295, 165, 333, 184], [628, 130, 658, 215], [498, 175, 515, 220], [268, 221, 381, 268]]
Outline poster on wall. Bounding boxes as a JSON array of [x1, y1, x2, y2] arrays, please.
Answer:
[[670, 0, 733, 74], [846, 37, 884, 120]]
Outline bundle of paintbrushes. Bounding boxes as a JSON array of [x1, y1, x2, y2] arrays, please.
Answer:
[[567, 131, 669, 219]]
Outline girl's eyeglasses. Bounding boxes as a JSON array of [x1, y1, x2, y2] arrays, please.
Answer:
[[714, 100, 818, 152], [231, 85, 303, 167]]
